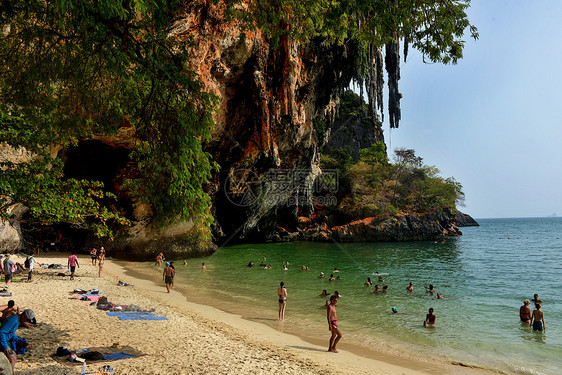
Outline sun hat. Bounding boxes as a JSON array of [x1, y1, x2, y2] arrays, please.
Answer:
[[23, 309, 37, 324], [392, 307, 398, 313]]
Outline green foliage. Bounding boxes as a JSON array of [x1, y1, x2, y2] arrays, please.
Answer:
[[0, 0, 217, 238], [359, 141, 388, 165], [0, 112, 128, 237], [332, 148, 464, 219], [225, 0, 478, 64]]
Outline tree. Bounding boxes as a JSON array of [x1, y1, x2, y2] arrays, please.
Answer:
[[0, 0, 217, 237]]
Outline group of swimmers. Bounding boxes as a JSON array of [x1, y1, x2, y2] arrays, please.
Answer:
[[519, 294, 546, 332]]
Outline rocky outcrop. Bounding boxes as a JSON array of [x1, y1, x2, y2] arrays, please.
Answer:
[[0, 202, 28, 252], [271, 207, 462, 243], [454, 212, 479, 227]]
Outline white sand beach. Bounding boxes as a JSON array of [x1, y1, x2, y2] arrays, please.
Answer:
[[4, 253, 495, 375]]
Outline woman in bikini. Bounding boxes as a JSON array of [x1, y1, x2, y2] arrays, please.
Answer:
[[277, 282, 287, 321]]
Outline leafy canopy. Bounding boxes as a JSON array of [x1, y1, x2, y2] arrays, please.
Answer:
[[0, 0, 217, 237]]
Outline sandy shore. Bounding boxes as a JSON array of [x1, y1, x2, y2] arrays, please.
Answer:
[[5, 253, 496, 375]]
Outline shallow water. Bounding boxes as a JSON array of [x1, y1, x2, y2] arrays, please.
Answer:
[[136, 217, 562, 375]]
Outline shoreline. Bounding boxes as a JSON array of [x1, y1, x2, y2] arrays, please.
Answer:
[[6, 252, 498, 374], [114, 258, 496, 375]]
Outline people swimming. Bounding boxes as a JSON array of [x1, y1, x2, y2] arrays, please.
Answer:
[[320, 290, 330, 297], [319, 272, 325, 278], [373, 285, 381, 293], [378, 275, 384, 283], [406, 282, 413, 292], [365, 278, 373, 287], [424, 308, 436, 327], [436, 292, 444, 299], [425, 284, 435, 294], [381, 285, 388, 294], [329, 274, 335, 281], [531, 294, 544, 304]]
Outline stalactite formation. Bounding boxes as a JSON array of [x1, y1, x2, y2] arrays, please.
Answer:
[[384, 39, 401, 129]]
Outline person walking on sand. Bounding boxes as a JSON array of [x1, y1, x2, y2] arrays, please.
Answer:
[[424, 308, 436, 327], [531, 303, 545, 332], [67, 252, 79, 280], [327, 295, 342, 352], [2, 255, 14, 286], [25, 252, 38, 283], [277, 282, 287, 321], [97, 250, 105, 278], [520, 299, 531, 324], [90, 247, 97, 266], [163, 263, 175, 293], [154, 253, 163, 267]]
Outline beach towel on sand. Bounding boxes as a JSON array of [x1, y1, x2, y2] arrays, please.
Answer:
[[105, 312, 167, 320], [50, 345, 146, 366]]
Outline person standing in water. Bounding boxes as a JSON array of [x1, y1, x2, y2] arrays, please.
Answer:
[[531, 303, 545, 332], [424, 308, 436, 327], [519, 299, 531, 324], [277, 282, 287, 321], [327, 295, 342, 352]]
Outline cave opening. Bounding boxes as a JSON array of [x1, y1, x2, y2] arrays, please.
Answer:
[[21, 140, 133, 253]]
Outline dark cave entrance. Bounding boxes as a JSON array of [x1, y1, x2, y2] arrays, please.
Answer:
[[22, 140, 133, 253]]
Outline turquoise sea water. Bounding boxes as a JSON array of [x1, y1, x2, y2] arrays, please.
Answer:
[[137, 217, 562, 374]]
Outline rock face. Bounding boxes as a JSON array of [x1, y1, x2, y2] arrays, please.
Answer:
[[271, 207, 462, 243], [454, 212, 479, 227], [0, 203, 28, 253]]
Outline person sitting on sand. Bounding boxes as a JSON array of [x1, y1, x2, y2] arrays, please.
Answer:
[[329, 274, 335, 281], [520, 299, 531, 324], [382, 285, 388, 294], [425, 284, 435, 294], [373, 285, 381, 293], [531, 294, 544, 304], [18, 309, 37, 328], [406, 282, 414, 292], [0, 300, 17, 322], [424, 308, 436, 327], [0, 310, 20, 372], [320, 290, 330, 297], [365, 278, 372, 287], [531, 303, 545, 332], [436, 292, 444, 299]]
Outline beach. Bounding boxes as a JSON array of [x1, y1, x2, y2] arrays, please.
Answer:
[[2, 252, 498, 375]]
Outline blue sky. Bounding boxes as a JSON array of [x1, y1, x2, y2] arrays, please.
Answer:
[[376, 0, 562, 218]]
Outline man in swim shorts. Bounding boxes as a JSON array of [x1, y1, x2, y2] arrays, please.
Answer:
[[67, 252, 79, 280], [163, 263, 175, 293], [327, 295, 342, 352], [424, 308, 436, 327], [531, 303, 545, 332]]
